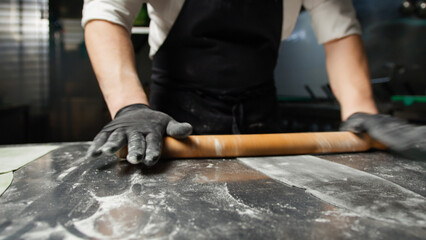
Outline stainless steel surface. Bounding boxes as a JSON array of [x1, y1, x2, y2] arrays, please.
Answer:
[[0, 143, 425, 239]]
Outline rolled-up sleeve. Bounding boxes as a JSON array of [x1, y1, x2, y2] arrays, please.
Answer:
[[303, 0, 362, 44], [82, 0, 145, 33]]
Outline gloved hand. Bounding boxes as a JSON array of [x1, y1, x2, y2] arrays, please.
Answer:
[[86, 104, 193, 166], [340, 112, 426, 160]]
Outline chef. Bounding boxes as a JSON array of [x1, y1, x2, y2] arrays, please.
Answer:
[[82, 0, 426, 166]]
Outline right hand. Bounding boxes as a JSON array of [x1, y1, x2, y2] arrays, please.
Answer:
[[340, 112, 426, 160], [86, 104, 193, 166]]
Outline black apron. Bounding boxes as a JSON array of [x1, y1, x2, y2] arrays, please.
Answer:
[[150, 0, 283, 134]]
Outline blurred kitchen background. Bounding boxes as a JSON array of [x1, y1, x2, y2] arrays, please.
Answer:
[[0, 0, 425, 144]]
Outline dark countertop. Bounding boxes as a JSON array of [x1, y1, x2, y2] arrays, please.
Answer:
[[0, 143, 425, 239]]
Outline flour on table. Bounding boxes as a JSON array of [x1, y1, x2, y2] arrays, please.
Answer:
[[238, 155, 426, 226]]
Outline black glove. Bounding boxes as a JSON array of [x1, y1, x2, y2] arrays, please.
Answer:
[[340, 112, 426, 160], [86, 104, 193, 166]]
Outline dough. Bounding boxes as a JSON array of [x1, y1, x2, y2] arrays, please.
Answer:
[[0, 145, 59, 173], [0, 172, 13, 196]]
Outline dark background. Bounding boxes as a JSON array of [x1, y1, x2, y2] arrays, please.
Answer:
[[0, 0, 425, 144]]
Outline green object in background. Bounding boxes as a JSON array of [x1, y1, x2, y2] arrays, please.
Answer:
[[134, 4, 150, 26], [391, 95, 426, 106]]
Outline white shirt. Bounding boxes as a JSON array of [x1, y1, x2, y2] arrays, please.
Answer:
[[82, 0, 361, 58]]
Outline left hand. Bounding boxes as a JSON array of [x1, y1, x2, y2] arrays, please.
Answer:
[[340, 112, 426, 160]]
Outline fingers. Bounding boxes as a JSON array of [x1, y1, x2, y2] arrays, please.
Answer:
[[99, 130, 127, 155], [144, 133, 163, 166], [87, 130, 163, 167], [126, 131, 146, 164], [373, 125, 426, 161], [127, 132, 163, 166], [166, 120, 193, 138], [86, 132, 109, 158]]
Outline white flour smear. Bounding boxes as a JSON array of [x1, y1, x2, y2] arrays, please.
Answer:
[[20, 222, 80, 240], [238, 155, 426, 226], [73, 177, 176, 239], [72, 166, 265, 239], [57, 166, 77, 181]]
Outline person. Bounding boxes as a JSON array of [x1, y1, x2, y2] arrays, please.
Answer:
[[82, 0, 425, 166]]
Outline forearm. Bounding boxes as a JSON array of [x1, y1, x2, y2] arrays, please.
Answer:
[[84, 20, 148, 118], [324, 34, 378, 120]]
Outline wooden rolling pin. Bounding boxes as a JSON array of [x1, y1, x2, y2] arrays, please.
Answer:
[[117, 132, 385, 159]]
